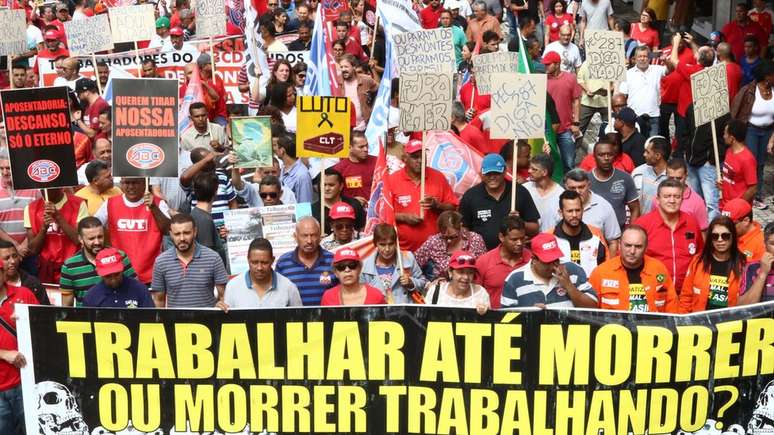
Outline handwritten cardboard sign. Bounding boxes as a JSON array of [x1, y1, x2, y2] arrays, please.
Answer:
[[393, 28, 455, 74], [399, 73, 454, 132], [64, 14, 114, 56], [472, 51, 519, 95], [584, 30, 626, 82], [490, 73, 547, 139], [691, 62, 729, 127], [195, 0, 227, 38], [0, 10, 27, 56], [109, 5, 156, 44]]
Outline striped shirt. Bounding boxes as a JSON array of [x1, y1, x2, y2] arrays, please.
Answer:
[[501, 261, 598, 308], [151, 243, 229, 308], [182, 170, 236, 227], [275, 248, 337, 306], [0, 187, 40, 243], [59, 249, 137, 305]]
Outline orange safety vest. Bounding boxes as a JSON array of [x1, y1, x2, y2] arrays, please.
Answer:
[[679, 255, 742, 313], [588, 255, 679, 313]]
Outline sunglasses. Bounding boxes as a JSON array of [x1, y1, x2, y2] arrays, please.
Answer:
[[259, 191, 278, 199], [333, 222, 354, 230], [711, 232, 732, 241], [334, 261, 359, 271], [454, 256, 475, 266]]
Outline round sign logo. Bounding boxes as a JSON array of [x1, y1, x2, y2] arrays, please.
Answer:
[[126, 143, 165, 170], [26, 160, 60, 183]]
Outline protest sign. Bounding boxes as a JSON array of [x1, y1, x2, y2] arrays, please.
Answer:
[[18, 303, 774, 434], [399, 73, 453, 132], [231, 116, 272, 168], [108, 5, 156, 44], [195, 0, 227, 38], [0, 86, 78, 189], [490, 73, 547, 139], [0, 9, 27, 56], [223, 203, 312, 274], [691, 62, 730, 127], [111, 78, 179, 177], [296, 96, 351, 158], [63, 14, 114, 56], [472, 51, 519, 95], [584, 30, 626, 82], [393, 28, 455, 74], [267, 50, 310, 67]]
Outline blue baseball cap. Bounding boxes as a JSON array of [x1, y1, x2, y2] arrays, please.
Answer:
[[481, 153, 506, 174]]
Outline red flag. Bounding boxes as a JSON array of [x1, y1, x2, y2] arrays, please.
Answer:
[[178, 65, 206, 134], [364, 137, 394, 233]]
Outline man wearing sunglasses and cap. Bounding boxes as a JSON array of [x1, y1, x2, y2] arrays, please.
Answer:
[[321, 202, 362, 250], [82, 248, 154, 308], [321, 248, 385, 306], [501, 233, 598, 308]]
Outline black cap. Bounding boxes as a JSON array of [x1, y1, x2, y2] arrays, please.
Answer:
[[74, 77, 98, 94]]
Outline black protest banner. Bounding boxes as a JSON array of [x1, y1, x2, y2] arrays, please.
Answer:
[[18, 303, 774, 434], [0, 87, 77, 189], [111, 78, 178, 177]]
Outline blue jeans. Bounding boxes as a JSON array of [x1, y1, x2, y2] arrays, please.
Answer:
[[637, 116, 660, 138], [745, 124, 773, 200], [0, 385, 25, 435], [556, 130, 576, 172], [687, 162, 720, 221]]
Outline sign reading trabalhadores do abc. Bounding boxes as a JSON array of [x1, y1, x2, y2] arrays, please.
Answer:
[[111, 78, 179, 177], [584, 30, 626, 82]]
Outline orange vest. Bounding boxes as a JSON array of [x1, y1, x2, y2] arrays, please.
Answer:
[[679, 256, 742, 313], [588, 256, 679, 313], [738, 222, 765, 262]]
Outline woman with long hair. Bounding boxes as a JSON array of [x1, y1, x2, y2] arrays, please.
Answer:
[[267, 81, 297, 132], [680, 216, 746, 312], [630, 8, 660, 50], [544, 0, 574, 46], [350, 0, 371, 50], [260, 59, 294, 107]]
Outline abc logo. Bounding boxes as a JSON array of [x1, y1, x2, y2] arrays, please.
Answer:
[[126, 143, 165, 170], [26, 160, 61, 183]]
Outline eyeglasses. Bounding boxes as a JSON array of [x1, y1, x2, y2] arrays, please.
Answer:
[[333, 222, 354, 231], [711, 232, 732, 241], [334, 261, 359, 271], [259, 191, 278, 199]]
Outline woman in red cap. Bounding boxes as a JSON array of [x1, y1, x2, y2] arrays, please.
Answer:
[[321, 248, 386, 306], [425, 251, 489, 314]]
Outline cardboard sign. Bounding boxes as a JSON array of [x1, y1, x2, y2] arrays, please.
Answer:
[[472, 51, 520, 95], [691, 63, 730, 127], [195, 0, 227, 38], [0, 9, 27, 56], [111, 78, 179, 177], [584, 30, 626, 82], [296, 96, 351, 158], [490, 73, 547, 139], [109, 5, 156, 44], [393, 28, 456, 74], [63, 14, 114, 56], [0, 87, 78, 189], [231, 116, 272, 168], [399, 73, 453, 132]]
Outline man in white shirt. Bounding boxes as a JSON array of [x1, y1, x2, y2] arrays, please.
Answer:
[[543, 24, 582, 74], [579, 0, 615, 47], [619, 45, 668, 137], [523, 153, 564, 232], [52, 58, 85, 90]]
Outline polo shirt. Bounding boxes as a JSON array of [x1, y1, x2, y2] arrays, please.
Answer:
[[180, 122, 228, 152], [150, 243, 229, 308], [0, 187, 39, 243], [475, 247, 531, 309], [583, 193, 622, 242], [501, 261, 598, 308], [621, 65, 666, 118], [332, 156, 377, 201], [631, 164, 667, 215], [0, 285, 38, 391], [275, 248, 336, 306], [224, 271, 302, 308], [83, 276, 155, 308], [75, 186, 123, 216], [281, 160, 314, 204], [649, 186, 709, 230], [634, 209, 703, 291], [460, 182, 540, 251], [60, 249, 137, 305]]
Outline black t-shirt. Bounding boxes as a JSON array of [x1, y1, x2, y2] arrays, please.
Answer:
[[624, 263, 647, 312], [707, 258, 732, 310], [622, 131, 647, 167], [312, 195, 366, 234], [459, 182, 540, 250]]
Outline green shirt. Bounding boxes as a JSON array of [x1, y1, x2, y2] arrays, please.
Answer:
[[59, 249, 137, 306], [448, 25, 467, 67]]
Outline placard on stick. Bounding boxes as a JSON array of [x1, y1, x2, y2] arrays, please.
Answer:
[[231, 116, 273, 168], [472, 51, 519, 95], [0, 10, 27, 56], [691, 63, 729, 127], [296, 96, 351, 158], [399, 73, 454, 132], [195, 0, 227, 38], [109, 4, 156, 44], [393, 28, 455, 74], [0, 86, 78, 189], [64, 14, 114, 56], [490, 73, 547, 139], [584, 30, 626, 82]]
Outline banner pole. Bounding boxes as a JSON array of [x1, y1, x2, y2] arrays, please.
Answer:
[[607, 81, 612, 126], [134, 41, 141, 76], [320, 163, 325, 235], [91, 53, 102, 95], [210, 37, 216, 79], [369, 14, 379, 59], [710, 119, 723, 201], [43, 188, 48, 202], [420, 130, 426, 219], [511, 139, 517, 212]]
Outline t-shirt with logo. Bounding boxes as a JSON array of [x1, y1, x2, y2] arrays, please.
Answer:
[[625, 264, 648, 312], [589, 169, 639, 228], [375, 264, 395, 303], [707, 259, 732, 310]]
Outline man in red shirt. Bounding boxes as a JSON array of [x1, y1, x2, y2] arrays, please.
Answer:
[[749, 0, 773, 35], [717, 119, 758, 208], [335, 20, 368, 64], [722, 3, 768, 61], [657, 41, 693, 141], [634, 178, 703, 291], [0, 258, 37, 433], [197, 53, 228, 126], [545, 51, 582, 172], [74, 78, 109, 140], [475, 215, 531, 308], [716, 42, 743, 103], [34, 30, 69, 75], [451, 101, 491, 154], [332, 131, 376, 206], [385, 139, 459, 252], [420, 0, 443, 29], [459, 74, 491, 118]]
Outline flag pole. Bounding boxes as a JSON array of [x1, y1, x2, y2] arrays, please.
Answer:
[[511, 139, 517, 212], [320, 163, 326, 235], [420, 130, 426, 219], [210, 37, 217, 78], [607, 81, 612, 126], [710, 119, 723, 201], [8, 55, 13, 90], [91, 53, 102, 95], [369, 14, 379, 59]]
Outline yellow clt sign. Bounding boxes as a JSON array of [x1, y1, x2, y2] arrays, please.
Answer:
[[296, 96, 351, 158]]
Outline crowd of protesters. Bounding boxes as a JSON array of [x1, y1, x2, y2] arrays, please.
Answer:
[[1, 0, 774, 432]]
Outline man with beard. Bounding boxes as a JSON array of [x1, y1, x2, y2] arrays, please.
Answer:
[[151, 214, 228, 308], [550, 190, 608, 277], [337, 54, 377, 130], [475, 216, 532, 308], [0, 240, 49, 305], [74, 78, 109, 139], [60, 217, 136, 306], [276, 216, 336, 305], [82, 248, 154, 308], [75, 160, 122, 215]]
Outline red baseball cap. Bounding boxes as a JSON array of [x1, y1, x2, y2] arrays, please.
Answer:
[[44, 30, 60, 41], [95, 248, 124, 277], [448, 251, 476, 269], [404, 139, 423, 154], [169, 27, 184, 36], [541, 51, 561, 65], [721, 198, 752, 222], [531, 233, 564, 263], [333, 247, 360, 264], [329, 202, 356, 220]]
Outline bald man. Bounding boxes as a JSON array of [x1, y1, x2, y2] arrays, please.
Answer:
[[275, 217, 337, 305], [53, 58, 85, 90], [715, 42, 742, 102]]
